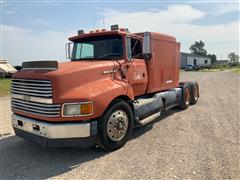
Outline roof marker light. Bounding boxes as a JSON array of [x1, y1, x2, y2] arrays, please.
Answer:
[[78, 30, 84, 35], [111, 24, 119, 31]]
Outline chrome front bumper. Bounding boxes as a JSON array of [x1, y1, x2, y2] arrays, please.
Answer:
[[12, 114, 97, 148]]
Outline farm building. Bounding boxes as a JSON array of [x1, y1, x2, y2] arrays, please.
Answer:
[[180, 52, 211, 69], [0, 60, 17, 77]]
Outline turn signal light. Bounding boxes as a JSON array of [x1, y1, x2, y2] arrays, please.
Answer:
[[81, 103, 93, 115]]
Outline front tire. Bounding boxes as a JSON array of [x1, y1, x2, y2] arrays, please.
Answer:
[[97, 99, 133, 151]]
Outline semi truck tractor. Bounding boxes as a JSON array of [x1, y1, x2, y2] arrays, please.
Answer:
[[11, 25, 199, 150]]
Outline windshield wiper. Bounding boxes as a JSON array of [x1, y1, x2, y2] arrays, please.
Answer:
[[72, 57, 94, 61], [97, 53, 121, 59], [72, 53, 122, 61]]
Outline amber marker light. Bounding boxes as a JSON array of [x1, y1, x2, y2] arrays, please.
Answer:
[[80, 103, 93, 115]]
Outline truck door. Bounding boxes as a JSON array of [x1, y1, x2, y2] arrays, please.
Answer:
[[126, 37, 148, 97]]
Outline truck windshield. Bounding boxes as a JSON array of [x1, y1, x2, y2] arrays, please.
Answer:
[[71, 35, 123, 60]]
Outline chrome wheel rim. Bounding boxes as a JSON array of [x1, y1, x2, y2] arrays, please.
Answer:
[[107, 110, 129, 141]]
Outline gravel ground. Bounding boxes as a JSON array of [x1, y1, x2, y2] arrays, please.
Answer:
[[0, 71, 239, 179], [0, 96, 13, 138]]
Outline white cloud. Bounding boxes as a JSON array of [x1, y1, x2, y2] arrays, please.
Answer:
[[203, 3, 239, 16], [1, 4, 239, 65], [105, 5, 205, 25], [103, 5, 239, 59], [2, 25, 75, 65]]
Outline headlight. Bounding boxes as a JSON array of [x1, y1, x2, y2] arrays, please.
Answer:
[[63, 102, 93, 117]]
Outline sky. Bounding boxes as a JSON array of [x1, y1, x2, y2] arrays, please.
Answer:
[[0, 0, 239, 65]]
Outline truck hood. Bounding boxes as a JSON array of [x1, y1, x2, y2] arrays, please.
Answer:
[[13, 60, 117, 101], [14, 60, 115, 79]]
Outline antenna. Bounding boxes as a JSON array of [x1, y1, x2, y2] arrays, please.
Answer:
[[103, 4, 105, 28], [93, 0, 96, 29]]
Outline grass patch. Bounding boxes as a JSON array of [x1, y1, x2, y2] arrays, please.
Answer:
[[200, 68, 222, 72], [233, 67, 240, 74], [182, 64, 240, 73], [0, 78, 11, 96]]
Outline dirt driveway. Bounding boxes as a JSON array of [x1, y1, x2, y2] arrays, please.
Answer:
[[0, 71, 239, 179]]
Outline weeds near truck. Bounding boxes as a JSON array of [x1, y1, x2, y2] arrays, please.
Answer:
[[0, 78, 11, 96], [233, 67, 240, 74], [184, 65, 240, 73]]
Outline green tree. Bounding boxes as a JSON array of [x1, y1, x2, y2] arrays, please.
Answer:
[[228, 52, 239, 63], [189, 40, 207, 57], [207, 54, 217, 64]]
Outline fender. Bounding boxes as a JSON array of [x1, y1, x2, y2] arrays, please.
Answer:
[[58, 78, 134, 121]]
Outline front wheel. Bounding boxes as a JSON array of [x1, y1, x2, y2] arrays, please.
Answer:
[[97, 99, 133, 151]]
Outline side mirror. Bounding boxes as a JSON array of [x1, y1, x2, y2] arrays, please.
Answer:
[[142, 32, 152, 60], [65, 42, 73, 59]]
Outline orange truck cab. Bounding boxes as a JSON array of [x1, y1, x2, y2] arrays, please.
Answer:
[[11, 25, 199, 150]]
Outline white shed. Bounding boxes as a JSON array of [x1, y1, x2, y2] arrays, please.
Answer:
[[187, 56, 211, 67], [180, 52, 211, 68], [0, 60, 17, 77]]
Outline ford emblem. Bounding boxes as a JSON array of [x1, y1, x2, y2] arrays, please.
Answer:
[[23, 95, 30, 102]]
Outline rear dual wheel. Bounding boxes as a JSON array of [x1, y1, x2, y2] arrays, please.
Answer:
[[179, 82, 199, 110], [189, 82, 199, 105], [180, 83, 191, 110]]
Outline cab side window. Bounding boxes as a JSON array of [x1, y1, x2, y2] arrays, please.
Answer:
[[127, 37, 143, 59]]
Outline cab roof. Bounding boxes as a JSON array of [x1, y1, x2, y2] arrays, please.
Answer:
[[69, 30, 130, 41], [69, 30, 176, 43]]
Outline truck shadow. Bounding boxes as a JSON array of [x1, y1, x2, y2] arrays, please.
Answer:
[[131, 108, 181, 140], [0, 136, 107, 179], [0, 108, 179, 179]]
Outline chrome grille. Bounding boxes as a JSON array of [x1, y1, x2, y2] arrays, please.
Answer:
[[11, 79, 60, 117], [11, 79, 52, 98], [11, 99, 60, 117]]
